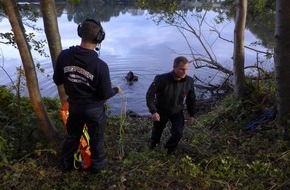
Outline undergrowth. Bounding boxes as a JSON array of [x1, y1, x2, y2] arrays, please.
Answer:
[[0, 76, 289, 190]]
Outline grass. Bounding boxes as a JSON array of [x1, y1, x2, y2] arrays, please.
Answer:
[[0, 80, 290, 189]]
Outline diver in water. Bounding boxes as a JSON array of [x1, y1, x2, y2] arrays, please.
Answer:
[[125, 71, 138, 83]]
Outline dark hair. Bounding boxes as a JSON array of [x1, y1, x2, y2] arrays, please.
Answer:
[[173, 56, 189, 67], [125, 71, 138, 82], [78, 19, 104, 43]]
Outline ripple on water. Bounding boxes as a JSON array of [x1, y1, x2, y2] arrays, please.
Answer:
[[0, 56, 224, 116]]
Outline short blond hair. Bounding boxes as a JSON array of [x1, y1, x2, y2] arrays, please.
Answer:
[[173, 56, 189, 67]]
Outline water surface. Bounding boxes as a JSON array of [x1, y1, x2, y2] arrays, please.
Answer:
[[0, 3, 272, 115]]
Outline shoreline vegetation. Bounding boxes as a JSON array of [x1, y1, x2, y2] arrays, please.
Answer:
[[0, 79, 290, 189]]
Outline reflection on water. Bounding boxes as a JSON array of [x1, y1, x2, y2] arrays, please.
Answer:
[[0, 1, 273, 115]]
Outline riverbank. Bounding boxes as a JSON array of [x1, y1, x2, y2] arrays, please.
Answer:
[[1, 82, 289, 189]]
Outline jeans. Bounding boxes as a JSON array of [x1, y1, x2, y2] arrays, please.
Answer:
[[149, 111, 185, 151], [61, 101, 107, 170]]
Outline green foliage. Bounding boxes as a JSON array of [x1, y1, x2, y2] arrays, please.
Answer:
[[222, 0, 275, 48], [69, 0, 82, 4], [0, 87, 62, 164], [0, 86, 17, 121], [136, 0, 184, 25], [42, 97, 64, 128], [179, 155, 201, 178], [252, 0, 268, 14], [0, 32, 48, 57], [222, 0, 275, 16], [0, 135, 8, 164], [0, 2, 48, 58], [136, 0, 179, 14], [18, 2, 40, 22], [0, 73, 290, 189]]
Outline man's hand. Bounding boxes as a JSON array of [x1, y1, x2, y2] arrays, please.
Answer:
[[117, 86, 122, 94], [187, 117, 195, 126], [151, 112, 160, 121]]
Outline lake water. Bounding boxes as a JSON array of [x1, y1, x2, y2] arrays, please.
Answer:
[[0, 2, 273, 115]]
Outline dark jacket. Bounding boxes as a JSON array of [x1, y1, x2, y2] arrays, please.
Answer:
[[53, 46, 118, 103], [146, 71, 196, 116]]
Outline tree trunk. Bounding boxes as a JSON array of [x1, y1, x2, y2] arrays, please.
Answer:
[[3, 0, 58, 141], [233, 0, 247, 98], [274, 0, 290, 134], [39, 0, 67, 106]]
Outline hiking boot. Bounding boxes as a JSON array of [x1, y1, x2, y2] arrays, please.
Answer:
[[89, 167, 101, 174], [147, 139, 157, 149], [89, 166, 107, 174], [167, 148, 177, 155], [82, 165, 105, 174], [89, 159, 108, 174]]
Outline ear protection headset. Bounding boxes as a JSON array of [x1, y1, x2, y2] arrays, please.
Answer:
[[77, 19, 105, 44]]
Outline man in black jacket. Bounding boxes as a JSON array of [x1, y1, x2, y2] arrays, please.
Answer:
[[53, 19, 121, 173], [146, 56, 196, 154]]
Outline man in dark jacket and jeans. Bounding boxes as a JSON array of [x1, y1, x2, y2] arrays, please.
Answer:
[[146, 56, 196, 154], [53, 19, 121, 173]]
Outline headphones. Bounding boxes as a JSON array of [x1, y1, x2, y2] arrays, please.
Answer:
[[77, 19, 105, 44]]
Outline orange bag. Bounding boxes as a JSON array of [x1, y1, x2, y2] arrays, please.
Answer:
[[60, 101, 91, 169], [60, 101, 69, 127]]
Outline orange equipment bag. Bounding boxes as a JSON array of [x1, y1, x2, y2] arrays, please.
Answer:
[[60, 101, 91, 169]]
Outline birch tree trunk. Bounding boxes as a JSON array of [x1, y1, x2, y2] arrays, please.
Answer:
[[39, 0, 67, 106], [3, 0, 58, 141], [274, 0, 290, 135], [233, 0, 247, 98]]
